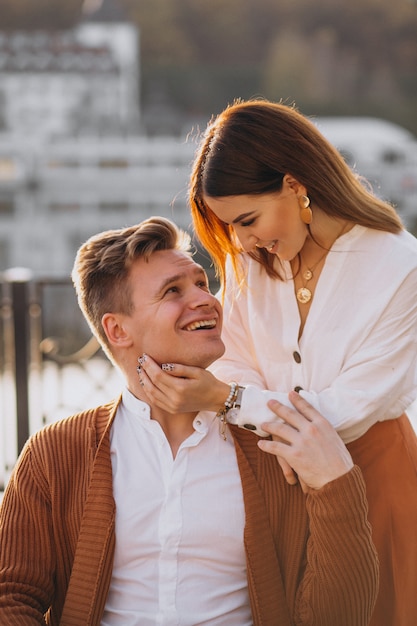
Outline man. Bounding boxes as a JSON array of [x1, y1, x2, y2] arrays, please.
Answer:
[[0, 217, 378, 625]]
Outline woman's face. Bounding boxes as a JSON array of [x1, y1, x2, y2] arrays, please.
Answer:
[[204, 177, 309, 262]]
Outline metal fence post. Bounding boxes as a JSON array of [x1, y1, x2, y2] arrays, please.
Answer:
[[12, 281, 30, 452], [6, 269, 33, 454]]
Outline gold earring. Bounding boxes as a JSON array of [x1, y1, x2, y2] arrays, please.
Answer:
[[299, 195, 312, 224]]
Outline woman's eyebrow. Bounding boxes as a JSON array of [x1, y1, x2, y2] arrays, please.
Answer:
[[232, 211, 255, 224]]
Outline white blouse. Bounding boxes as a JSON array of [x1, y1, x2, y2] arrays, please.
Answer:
[[210, 225, 417, 443]]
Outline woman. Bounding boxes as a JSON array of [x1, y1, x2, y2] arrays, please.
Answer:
[[140, 99, 417, 626]]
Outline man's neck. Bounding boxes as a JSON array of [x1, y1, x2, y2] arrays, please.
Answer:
[[150, 407, 198, 459], [126, 382, 199, 458]]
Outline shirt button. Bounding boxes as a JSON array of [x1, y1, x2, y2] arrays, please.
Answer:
[[243, 423, 257, 431], [293, 351, 301, 363], [195, 419, 202, 426], [294, 386, 303, 393]]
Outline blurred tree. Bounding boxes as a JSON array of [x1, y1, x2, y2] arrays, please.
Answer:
[[122, 0, 417, 132], [0, 0, 84, 29]]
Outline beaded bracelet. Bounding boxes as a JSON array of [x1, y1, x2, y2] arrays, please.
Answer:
[[217, 382, 239, 440], [224, 382, 238, 409]]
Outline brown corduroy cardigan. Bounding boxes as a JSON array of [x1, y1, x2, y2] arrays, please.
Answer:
[[0, 397, 378, 626]]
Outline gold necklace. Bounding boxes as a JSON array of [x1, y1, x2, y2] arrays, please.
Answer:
[[296, 221, 350, 304], [296, 249, 328, 304]]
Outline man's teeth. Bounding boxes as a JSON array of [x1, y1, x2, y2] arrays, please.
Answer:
[[185, 319, 216, 331]]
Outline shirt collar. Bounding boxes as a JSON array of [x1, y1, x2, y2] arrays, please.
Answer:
[[122, 387, 151, 419]]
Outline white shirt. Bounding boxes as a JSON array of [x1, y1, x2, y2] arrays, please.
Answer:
[[101, 389, 251, 626], [211, 226, 417, 443]]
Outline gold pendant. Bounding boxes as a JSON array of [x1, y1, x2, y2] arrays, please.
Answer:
[[302, 269, 313, 281], [297, 287, 312, 304]]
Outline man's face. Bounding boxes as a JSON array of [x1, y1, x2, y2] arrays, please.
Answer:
[[122, 249, 224, 368]]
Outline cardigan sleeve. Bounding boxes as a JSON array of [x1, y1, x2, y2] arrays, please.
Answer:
[[0, 404, 115, 626], [294, 465, 379, 626], [0, 441, 54, 625]]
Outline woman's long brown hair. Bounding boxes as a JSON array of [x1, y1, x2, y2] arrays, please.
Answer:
[[189, 98, 403, 288]]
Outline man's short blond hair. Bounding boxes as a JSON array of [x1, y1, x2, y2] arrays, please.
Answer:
[[72, 217, 192, 355]]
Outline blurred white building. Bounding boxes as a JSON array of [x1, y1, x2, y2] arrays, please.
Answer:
[[0, 0, 139, 137], [0, 0, 201, 278], [0, 0, 416, 277], [1, 117, 417, 277], [0, 134, 197, 276], [315, 117, 417, 230]]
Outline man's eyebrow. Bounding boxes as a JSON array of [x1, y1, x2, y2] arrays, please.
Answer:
[[156, 273, 184, 294], [156, 266, 206, 294], [231, 211, 255, 225]]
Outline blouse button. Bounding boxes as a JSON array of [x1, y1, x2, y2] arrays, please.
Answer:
[[293, 351, 301, 363]]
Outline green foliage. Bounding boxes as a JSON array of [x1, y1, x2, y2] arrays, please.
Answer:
[[124, 0, 417, 132]]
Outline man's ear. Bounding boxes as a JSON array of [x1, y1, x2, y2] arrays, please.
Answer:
[[101, 313, 133, 348]]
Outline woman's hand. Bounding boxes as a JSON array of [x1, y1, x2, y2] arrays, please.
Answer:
[[258, 391, 354, 492], [136, 354, 231, 413]]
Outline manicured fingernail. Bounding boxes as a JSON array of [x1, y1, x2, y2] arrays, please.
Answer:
[[162, 363, 174, 372], [138, 353, 147, 365]]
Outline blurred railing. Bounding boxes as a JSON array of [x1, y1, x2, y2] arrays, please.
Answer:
[[0, 272, 122, 491]]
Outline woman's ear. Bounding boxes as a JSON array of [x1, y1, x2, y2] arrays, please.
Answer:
[[102, 313, 133, 348], [282, 173, 307, 196]]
